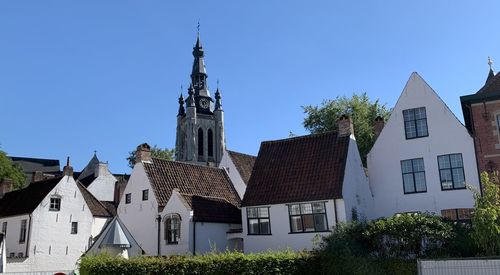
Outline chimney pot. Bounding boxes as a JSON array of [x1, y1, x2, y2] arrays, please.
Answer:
[[32, 171, 45, 183], [136, 143, 152, 163], [63, 156, 74, 177], [338, 115, 354, 137], [374, 116, 385, 139]]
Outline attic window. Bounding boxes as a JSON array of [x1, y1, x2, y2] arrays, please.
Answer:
[[403, 107, 428, 139], [49, 197, 61, 211]]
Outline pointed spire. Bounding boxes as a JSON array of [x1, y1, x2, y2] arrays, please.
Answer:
[[215, 85, 222, 111], [487, 56, 495, 84], [186, 84, 196, 107], [177, 91, 185, 116]]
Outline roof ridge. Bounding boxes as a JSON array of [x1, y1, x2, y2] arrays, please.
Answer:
[[150, 157, 225, 171], [227, 150, 256, 158], [478, 71, 500, 94], [261, 131, 339, 145], [76, 180, 112, 217]]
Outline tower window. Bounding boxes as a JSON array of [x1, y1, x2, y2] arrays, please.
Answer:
[[208, 129, 214, 157], [198, 128, 204, 157]]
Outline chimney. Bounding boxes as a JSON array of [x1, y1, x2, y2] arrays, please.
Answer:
[[95, 162, 109, 177], [62, 157, 74, 177], [136, 143, 152, 163], [373, 116, 385, 139], [338, 114, 354, 137], [32, 171, 44, 183], [0, 178, 13, 199]]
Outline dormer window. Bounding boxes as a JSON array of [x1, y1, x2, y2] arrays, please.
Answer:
[[403, 107, 428, 139], [49, 196, 61, 211]]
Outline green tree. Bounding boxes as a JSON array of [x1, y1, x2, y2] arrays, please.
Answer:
[[302, 92, 390, 165], [0, 150, 26, 190], [471, 171, 500, 256], [127, 145, 174, 168]]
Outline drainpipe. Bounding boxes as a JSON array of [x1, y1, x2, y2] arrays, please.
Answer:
[[333, 199, 338, 226], [25, 214, 32, 257], [193, 221, 196, 256], [156, 215, 161, 256]]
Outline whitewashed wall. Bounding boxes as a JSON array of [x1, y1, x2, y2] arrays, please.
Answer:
[[367, 73, 479, 219], [117, 162, 159, 255], [219, 152, 246, 199], [0, 214, 30, 260], [160, 191, 192, 255], [91, 217, 109, 238], [86, 163, 117, 202], [194, 222, 232, 254]]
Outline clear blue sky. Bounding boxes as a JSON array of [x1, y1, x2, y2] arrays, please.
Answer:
[[1, 1, 499, 174]]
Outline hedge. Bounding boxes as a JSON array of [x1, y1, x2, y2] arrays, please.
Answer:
[[79, 251, 317, 275]]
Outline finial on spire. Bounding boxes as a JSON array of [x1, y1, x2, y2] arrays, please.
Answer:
[[486, 56, 495, 84], [197, 21, 200, 33], [488, 56, 493, 70], [215, 83, 222, 111], [178, 91, 185, 116], [66, 156, 70, 166]]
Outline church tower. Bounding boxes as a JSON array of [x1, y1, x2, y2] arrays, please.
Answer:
[[175, 32, 225, 166]]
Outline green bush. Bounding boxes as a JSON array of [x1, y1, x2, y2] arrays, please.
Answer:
[[79, 251, 317, 275]]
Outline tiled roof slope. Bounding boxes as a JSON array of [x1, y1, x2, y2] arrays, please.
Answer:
[[477, 72, 500, 94], [227, 150, 256, 185], [77, 182, 113, 217], [143, 158, 241, 208], [180, 194, 241, 223], [0, 177, 62, 218], [242, 131, 350, 207]]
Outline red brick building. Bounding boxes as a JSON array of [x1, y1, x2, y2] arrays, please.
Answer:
[[461, 63, 500, 174]]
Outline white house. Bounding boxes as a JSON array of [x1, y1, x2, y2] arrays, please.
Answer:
[[0, 161, 113, 273], [240, 117, 373, 253], [76, 153, 118, 202], [367, 72, 480, 220], [218, 150, 256, 199], [118, 143, 242, 256]]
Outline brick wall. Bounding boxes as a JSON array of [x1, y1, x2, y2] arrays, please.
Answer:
[[471, 100, 500, 173]]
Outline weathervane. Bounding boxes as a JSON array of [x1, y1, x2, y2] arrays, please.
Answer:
[[488, 56, 493, 70]]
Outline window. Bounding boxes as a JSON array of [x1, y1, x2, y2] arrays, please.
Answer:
[[207, 129, 214, 157], [288, 202, 328, 233], [125, 193, 131, 204], [441, 208, 473, 222], [438, 153, 466, 190], [2, 222, 7, 236], [198, 128, 204, 157], [401, 158, 427, 194], [142, 189, 149, 201], [71, 222, 78, 234], [164, 214, 181, 244], [19, 219, 27, 243], [403, 107, 428, 139], [247, 207, 271, 235], [49, 197, 61, 211]]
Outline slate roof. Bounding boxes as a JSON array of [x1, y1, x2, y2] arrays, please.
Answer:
[[100, 201, 117, 216], [9, 156, 60, 173], [242, 131, 350, 207], [180, 194, 241, 224], [77, 182, 113, 217], [477, 71, 500, 94], [0, 177, 62, 218], [227, 150, 256, 185], [142, 158, 241, 208]]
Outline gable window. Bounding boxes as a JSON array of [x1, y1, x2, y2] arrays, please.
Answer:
[[142, 189, 149, 201], [438, 153, 466, 190], [401, 158, 427, 194], [247, 207, 271, 235], [49, 197, 61, 211], [125, 193, 131, 204], [164, 214, 181, 244], [71, 222, 78, 234], [2, 222, 7, 236], [289, 202, 328, 233], [19, 219, 27, 243], [403, 107, 428, 139]]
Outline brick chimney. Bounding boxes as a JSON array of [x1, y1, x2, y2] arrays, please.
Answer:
[[373, 116, 385, 139], [136, 143, 152, 163], [62, 157, 74, 177], [32, 171, 44, 183], [338, 114, 354, 137], [0, 178, 13, 199]]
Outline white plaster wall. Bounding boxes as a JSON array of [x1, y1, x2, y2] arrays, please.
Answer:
[[242, 200, 339, 253], [0, 214, 30, 259], [342, 136, 374, 221], [5, 176, 95, 273], [117, 162, 159, 255], [367, 73, 480, 219], [194, 222, 231, 254], [218, 151, 246, 199], [91, 217, 109, 238], [160, 191, 192, 255], [87, 167, 117, 202]]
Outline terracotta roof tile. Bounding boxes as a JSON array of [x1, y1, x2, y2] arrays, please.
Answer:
[[477, 72, 500, 94], [242, 131, 350, 207], [143, 158, 241, 208], [227, 150, 256, 185], [77, 182, 113, 217]]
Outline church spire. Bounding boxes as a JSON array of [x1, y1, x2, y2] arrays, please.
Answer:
[[215, 82, 222, 111], [177, 92, 185, 116], [486, 56, 495, 84], [191, 27, 209, 97], [186, 84, 196, 107]]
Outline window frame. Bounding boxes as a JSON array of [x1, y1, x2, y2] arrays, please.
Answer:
[[49, 196, 61, 211], [19, 219, 27, 243], [71, 222, 78, 234], [437, 153, 466, 191], [403, 107, 429, 140], [164, 214, 181, 244], [246, 207, 272, 235], [125, 193, 131, 204], [401, 158, 427, 194], [142, 189, 149, 201], [288, 202, 329, 234]]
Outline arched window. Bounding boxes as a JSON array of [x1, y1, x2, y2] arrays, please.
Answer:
[[208, 129, 214, 157], [164, 214, 181, 244], [198, 128, 204, 157]]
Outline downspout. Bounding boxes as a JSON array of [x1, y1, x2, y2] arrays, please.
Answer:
[[193, 221, 196, 256], [466, 104, 483, 196], [25, 214, 32, 257], [156, 215, 161, 256], [333, 199, 338, 227]]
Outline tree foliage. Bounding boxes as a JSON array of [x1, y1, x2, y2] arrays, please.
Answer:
[[127, 145, 174, 168], [302, 92, 390, 165], [0, 150, 26, 190], [471, 171, 500, 255]]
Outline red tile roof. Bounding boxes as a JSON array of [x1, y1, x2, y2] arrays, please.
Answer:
[[477, 72, 500, 94], [242, 131, 350, 207], [227, 150, 256, 185], [77, 182, 113, 217]]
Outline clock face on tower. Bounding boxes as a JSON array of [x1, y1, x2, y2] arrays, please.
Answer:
[[199, 98, 210, 109]]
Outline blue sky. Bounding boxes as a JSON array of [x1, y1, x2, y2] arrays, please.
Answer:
[[1, 1, 499, 173]]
